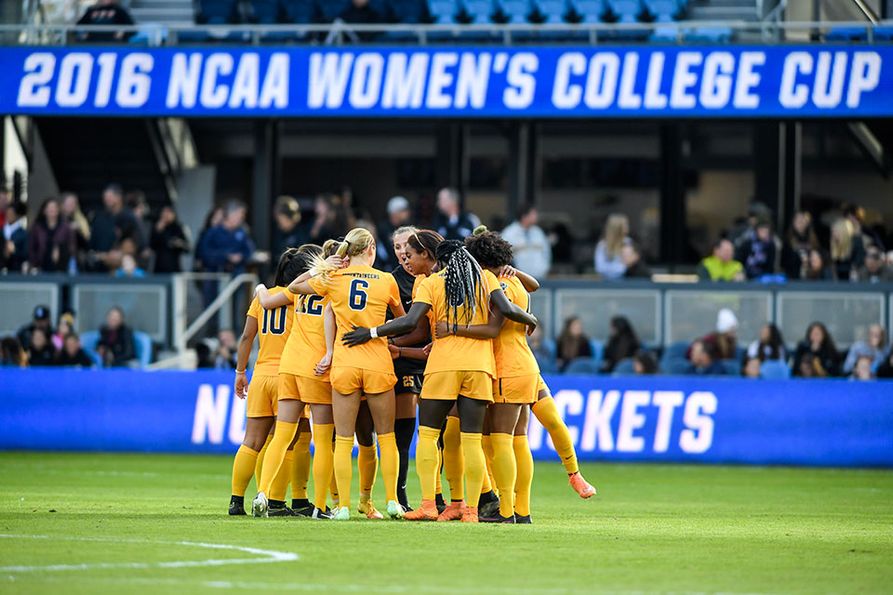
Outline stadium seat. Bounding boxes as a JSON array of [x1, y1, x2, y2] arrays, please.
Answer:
[[316, 0, 351, 22], [281, 0, 317, 22], [462, 0, 496, 23], [661, 357, 690, 376], [79, 330, 104, 368], [663, 341, 689, 361], [824, 26, 868, 42], [542, 337, 557, 361], [605, 0, 640, 23], [496, 0, 533, 23], [760, 360, 791, 380], [613, 358, 636, 375], [387, 0, 429, 23], [565, 357, 601, 375], [685, 26, 732, 42], [532, 0, 567, 23], [194, 0, 241, 24], [538, 359, 560, 374], [720, 359, 740, 376], [642, 0, 677, 22], [568, 0, 604, 23], [133, 331, 153, 369], [588, 339, 604, 364], [428, 0, 460, 23], [247, 0, 284, 23]]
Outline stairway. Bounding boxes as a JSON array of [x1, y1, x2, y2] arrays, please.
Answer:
[[129, 0, 194, 25], [35, 118, 172, 213]]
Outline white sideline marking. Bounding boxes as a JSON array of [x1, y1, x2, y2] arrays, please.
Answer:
[[0, 534, 298, 573]]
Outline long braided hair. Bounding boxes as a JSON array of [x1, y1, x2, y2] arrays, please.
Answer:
[[436, 240, 489, 333]]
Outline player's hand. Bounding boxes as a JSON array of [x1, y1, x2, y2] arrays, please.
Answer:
[[342, 326, 372, 346], [526, 316, 538, 336], [234, 372, 248, 399], [314, 352, 333, 376], [422, 343, 432, 356], [435, 322, 453, 339], [254, 283, 266, 296], [325, 255, 348, 269], [388, 344, 400, 359], [498, 265, 517, 278]]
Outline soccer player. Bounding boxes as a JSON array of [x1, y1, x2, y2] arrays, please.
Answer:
[[287, 227, 406, 521], [343, 240, 538, 522], [229, 248, 302, 516]]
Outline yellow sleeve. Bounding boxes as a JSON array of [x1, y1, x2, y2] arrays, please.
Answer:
[[483, 269, 500, 294], [281, 289, 296, 304], [307, 274, 329, 297], [247, 296, 260, 320], [414, 275, 434, 306], [411, 274, 426, 300]]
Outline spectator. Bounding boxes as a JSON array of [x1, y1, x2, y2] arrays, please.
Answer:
[[526, 326, 553, 368], [339, 0, 382, 39], [854, 247, 893, 283], [601, 316, 640, 373], [194, 206, 224, 272], [271, 196, 307, 261], [632, 350, 658, 375], [697, 238, 744, 282], [594, 214, 630, 280], [17, 305, 53, 351], [2, 201, 28, 272], [622, 242, 651, 279], [151, 205, 190, 273], [115, 253, 146, 278], [52, 311, 76, 351], [843, 324, 887, 375], [378, 196, 413, 271], [556, 316, 592, 372], [737, 219, 776, 279], [433, 187, 480, 241], [198, 200, 255, 274], [28, 197, 76, 273], [27, 327, 56, 367], [742, 355, 762, 378], [89, 183, 139, 271], [691, 308, 739, 361], [804, 248, 833, 281], [96, 306, 135, 367], [501, 204, 552, 280], [844, 203, 883, 253], [61, 192, 91, 263], [309, 195, 337, 244], [830, 218, 863, 281], [850, 355, 875, 381], [781, 211, 819, 279], [215, 329, 239, 370], [76, 0, 134, 42], [55, 333, 94, 368], [1, 336, 27, 367], [792, 322, 841, 378], [125, 190, 151, 258], [687, 340, 726, 375], [746, 323, 787, 362]]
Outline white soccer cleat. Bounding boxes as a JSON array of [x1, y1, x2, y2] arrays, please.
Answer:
[[332, 506, 350, 521], [387, 500, 405, 520], [252, 492, 269, 518]]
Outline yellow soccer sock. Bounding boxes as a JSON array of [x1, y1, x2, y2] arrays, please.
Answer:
[[292, 432, 312, 501], [231, 445, 258, 497], [254, 434, 273, 488], [490, 433, 517, 518], [435, 446, 443, 498], [481, 434, 497, 496], [461, 432, 485, 508], [258, 422, 297, 494], [312, 423, 335, 510], [270, 449, 295, 502], [330, 471, 339, 506], [513, 435, 534, 517], [533, 397, 579, 474], [377, 433, 399, 503], [442, 416, 465, 501], [416, 426, 441, 501], [357, 443, 378, 500], [334, 436, 354, 510]]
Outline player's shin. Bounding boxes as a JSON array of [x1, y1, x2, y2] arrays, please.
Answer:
[[312, 423, 335, 510], [461, 432, 486, 509], [513, 435, 534, 518], [490, 433, 517, 519], [532, 397, 579, 474]]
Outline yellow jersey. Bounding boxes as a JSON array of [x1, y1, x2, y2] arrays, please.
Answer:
[[414, 268, 499, 377], [278, 291, 331, 381], [308, 264, 401, 374], [246, 286, 293, 376], [493, 275, 539, 378]]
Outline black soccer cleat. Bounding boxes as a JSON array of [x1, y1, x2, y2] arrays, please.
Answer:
[[480, 512, 516, 524], [435, 493, 447, 515], [267, 500, 295, 517], [310, 506, 333, 520], [291, 499, 314, 517], [229, 495, 246, 516], [514, 514, 532, 524], [478, 494, 501, 521]]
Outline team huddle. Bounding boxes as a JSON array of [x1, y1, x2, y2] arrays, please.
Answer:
[[229, 225, 596, 523]]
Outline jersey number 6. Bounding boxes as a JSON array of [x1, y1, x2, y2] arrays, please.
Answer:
[[349, 279, 369, 311]]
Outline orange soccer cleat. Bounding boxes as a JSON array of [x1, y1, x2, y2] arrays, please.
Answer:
[[460, 506, 479, 523], [404, 499, 438, 521], [436, 501, 466, 522], [569, 472, 597, 499], [358, 499, 384, 520]]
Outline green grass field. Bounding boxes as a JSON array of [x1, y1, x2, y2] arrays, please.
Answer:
[[0, 452, 891, 594]]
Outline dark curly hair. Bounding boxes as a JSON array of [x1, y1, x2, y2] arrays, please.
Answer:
[[464, 230, 513, 269], [436, 240, 489, 332]]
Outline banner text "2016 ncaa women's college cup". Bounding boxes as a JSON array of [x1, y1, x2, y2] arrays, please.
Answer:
[[4, 45, 892, 118]]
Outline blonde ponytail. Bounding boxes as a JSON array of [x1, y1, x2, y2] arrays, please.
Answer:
[[310, 228, 375, 280]]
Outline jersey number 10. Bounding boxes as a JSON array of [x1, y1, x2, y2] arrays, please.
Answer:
[[262, 306, 287, 335]]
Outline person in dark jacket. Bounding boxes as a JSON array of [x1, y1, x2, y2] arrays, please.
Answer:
[[151, 205, 190, 273], [76, 0, 135, 42], [601, 316, 640, 373], [28, 197, 76, 272], [197, 200, 255, 274], [17, 305, 53, 350], [271, 196, 309, 259], [737, 219, 776, 279], [96, 306, 136, 367], [2, 202, 28, 272], [621, 242, 651, 279], [556, 316, 592, 372], [781, 211, 819, 279], [89, 184, 139, 272], [55, 333, 95, 368], [27, 327, 56, 367], [792, 322, 841, 378], [686, 340, 726, 375], [433, 187, 481, 241]]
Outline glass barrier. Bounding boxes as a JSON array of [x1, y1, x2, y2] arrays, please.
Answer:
[[529, 290, 553, 340], [72, 283, 168, 342], [0, 282, 60, 335], [776, 291, 887, 348], [665, 289, 773, 347], [554, 288, 661, 345]]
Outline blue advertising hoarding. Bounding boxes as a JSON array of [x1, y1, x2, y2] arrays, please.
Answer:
[[1, 45, 891, 118], [0, 369, 890, 467]]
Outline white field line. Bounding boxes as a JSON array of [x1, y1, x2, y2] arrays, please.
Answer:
[[0, 534, 297, 573]]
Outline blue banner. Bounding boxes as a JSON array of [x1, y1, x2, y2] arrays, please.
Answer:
[[1, 45, 892, 117], [0, 369, 890, 466]]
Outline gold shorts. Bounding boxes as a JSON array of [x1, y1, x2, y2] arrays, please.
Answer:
[[536, 375, 550, 398], [494, 374, 539, 404], [421, 371, 493, 402], [279, 373, 332, 406], [247, 375, 278, 418], [331, 366, 397, 396]]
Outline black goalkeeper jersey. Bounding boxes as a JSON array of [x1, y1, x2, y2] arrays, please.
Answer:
[[390, 265, 428, 376]]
